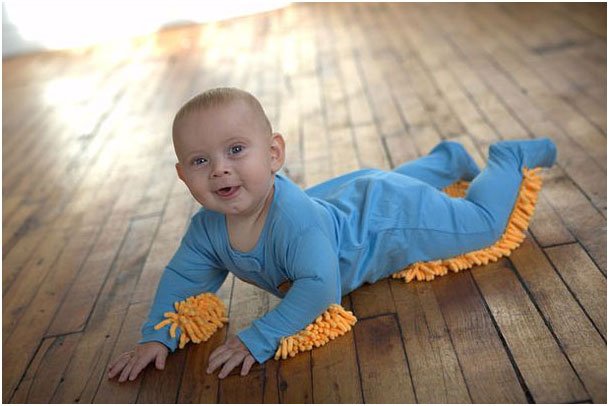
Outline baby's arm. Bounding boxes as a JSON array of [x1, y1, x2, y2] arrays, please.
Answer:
[[108, 216, 228, 382], [239, 229, 341, 363]]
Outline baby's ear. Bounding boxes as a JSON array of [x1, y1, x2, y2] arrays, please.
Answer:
[[270, 133, 286, 173]]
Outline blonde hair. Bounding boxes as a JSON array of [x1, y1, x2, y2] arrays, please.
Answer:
[[172, 87, 272, 137]]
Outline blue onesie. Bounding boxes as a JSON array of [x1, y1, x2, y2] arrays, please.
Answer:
[[139, 138, 557, 363]]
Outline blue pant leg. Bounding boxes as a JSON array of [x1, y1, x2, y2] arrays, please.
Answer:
[[406, 138, 557, 263], [392, 141, 481, 189], [465, 137, 557, 231]]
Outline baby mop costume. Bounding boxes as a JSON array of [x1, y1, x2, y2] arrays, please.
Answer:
[[139, 138, 557, 363]]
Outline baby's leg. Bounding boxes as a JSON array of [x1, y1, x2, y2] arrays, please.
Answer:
[[392, 141, 481, 189], [408, 138, 557, 262]]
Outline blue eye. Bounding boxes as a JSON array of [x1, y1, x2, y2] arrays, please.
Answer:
[[229, 145, 244, 155], [192, 157, 208, 166]]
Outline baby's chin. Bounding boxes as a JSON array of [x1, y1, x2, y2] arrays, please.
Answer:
[[207, 199, 252, 217]]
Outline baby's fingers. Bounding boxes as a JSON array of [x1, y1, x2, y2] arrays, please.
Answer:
[[207, 348, 232, 374], [108, 352, 132, 379], [126, 354, 156, 382], [118, 357, 136, 383], [218, 353, 245, 379], [241, 355, 256, 376], [208, 344, 228, 365], [155, 350, 168, 370]]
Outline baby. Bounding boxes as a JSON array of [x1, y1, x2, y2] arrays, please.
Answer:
[[108, 87, 557, 382]]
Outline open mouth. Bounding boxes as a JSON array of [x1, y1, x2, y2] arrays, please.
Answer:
[[215, 186, 240, 198]]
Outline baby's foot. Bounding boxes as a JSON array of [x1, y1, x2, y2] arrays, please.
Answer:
[[489, 138, 557, 169]]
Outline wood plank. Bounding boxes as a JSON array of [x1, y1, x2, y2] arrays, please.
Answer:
[[466, 4, 607, 169], [93, 301, 149, 403], [50, 215, 160, 403], [350, 278, 396, 319], [544, 243, 606, 339], [353, 124, 391, 170], [553, 3, 607, 38], [262, 358, 280, 403], [44, 168, 166, 336], [390, 278, 471, 403], [4, 61, 133, 217], [2, 225, 71, 338], [3, 79, 169, 294], [277, 352, 313, 403], [432, 272, 528, 403], [310, 310, 362, 403], [314, 4, 351, 132], [541, 168, 607, 273], [136, 345, 187, 404], [419, 3, 607, 217], [129, 182, 193, 306], [472, 260, 588, 403], [10, 333, 81, 403], [328, 127, 360, 177], [300, 68, 331, 187], [354, 314, 416, 403], [350, 5, 416, 143], [528, 193, 576, 247], [218, 367, 264, 403], [510, 237, 607, 403], [177, 327, 227, 403], [43, 115, 171, 335], [387, 7, 498, 146]]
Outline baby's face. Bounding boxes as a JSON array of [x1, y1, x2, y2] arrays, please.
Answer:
[[173, 100, 284, 217]]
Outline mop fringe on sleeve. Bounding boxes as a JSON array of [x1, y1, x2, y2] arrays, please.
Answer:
[[273, 304, 357, 360], [154, 292, 229, 349]]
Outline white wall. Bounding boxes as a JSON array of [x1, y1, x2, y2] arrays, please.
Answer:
[[2, 0, 289, 58]]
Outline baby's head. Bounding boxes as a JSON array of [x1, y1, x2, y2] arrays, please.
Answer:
[[172, 87, 285, 217]]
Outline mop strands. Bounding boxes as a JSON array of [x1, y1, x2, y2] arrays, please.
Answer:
[[154, 292, 229, 349], [153, 292, 356, 359], [274, 304, 357, 360], [391, 167, 543, 283], [154, 167, 543, 360]]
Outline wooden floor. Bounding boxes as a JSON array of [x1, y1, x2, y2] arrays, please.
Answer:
[[3, 3, 606, 403]]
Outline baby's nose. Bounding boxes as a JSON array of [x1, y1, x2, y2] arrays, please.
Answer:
[[210, 160, 231, 177], [211, 170, 230, 177]]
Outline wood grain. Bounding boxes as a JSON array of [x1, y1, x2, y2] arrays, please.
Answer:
[[354, 315, 416, 403]]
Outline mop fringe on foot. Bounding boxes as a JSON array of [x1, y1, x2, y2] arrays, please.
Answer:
[[391, 167, 542, 283], [154, 167, 542, 359]]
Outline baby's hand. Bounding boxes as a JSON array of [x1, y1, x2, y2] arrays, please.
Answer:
[[207, 336, 256, 379], [107, 342, 169, 383]]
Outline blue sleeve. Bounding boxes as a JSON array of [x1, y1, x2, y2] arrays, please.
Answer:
[[139, 216, 228, 352], [237, 229, 341, 363]]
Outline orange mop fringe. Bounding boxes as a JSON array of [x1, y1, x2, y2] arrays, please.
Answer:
[[154, 292, 229, 349], [154, 167, 542, 360], [391, 167, 542, 283], [274, 304, 357, 360]]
